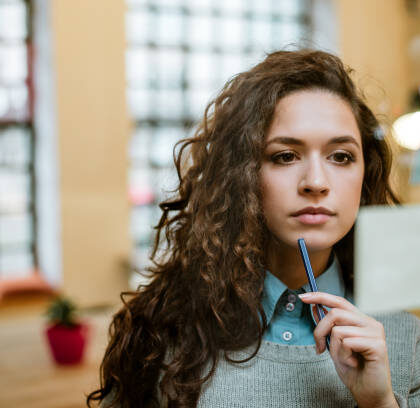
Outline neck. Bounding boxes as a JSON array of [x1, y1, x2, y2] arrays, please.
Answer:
[[265, 237, 333, 290]]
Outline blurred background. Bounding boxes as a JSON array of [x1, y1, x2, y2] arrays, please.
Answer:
[[1, 0, 420, 407]]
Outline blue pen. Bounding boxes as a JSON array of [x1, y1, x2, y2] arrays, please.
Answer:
[[297, 238, 331, 352]]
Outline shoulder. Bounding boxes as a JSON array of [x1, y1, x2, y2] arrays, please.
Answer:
[[370, 310, 420, 337], [369, 311, 420, 401]]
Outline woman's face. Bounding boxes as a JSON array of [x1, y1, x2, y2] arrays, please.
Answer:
[[260, 89, 365, 251]]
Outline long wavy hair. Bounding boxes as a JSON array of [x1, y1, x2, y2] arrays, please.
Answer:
[[87, 49, 400, 407]]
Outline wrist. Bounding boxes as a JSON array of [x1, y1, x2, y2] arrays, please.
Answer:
[[356, 393, 399, 408]]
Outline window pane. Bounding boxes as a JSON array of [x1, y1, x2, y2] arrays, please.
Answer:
[[129, 126, 152, 163], [156, 49, 184, 89], [273, 0, 305, 17], [0, 2, 27, 41], [126, 47, 151, 86], [187, 14, 214, 48], [0, 213, 32, 246], [0, 170, 31, 213], [127, 88, 152, 120], [149, 126, 183, 167], [0, 127, 31, 167], [187, 52, 215, 88], [155, 89, 183, 120], [186, 0, 213, 12], [126, 10, 150, 43], [130, 205, 155, 244], [0, 251, 34, 279], [218, 16, 245, 50], [157, 12, 183, 47], [274, 21, 305, 47], [129, 165, 155, 205], [0, 45, 28, 83]]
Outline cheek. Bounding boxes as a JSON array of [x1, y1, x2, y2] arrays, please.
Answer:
[[336, 171, 364, 218], [260, 170, 291, 208]]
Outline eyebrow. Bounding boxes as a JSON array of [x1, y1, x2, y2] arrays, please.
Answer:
[[265, 136, 361, 150]]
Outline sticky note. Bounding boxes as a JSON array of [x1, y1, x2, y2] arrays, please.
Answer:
[[354, 204, 420, 314]]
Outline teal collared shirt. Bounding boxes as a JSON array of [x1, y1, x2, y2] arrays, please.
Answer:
[[262, 253, 355, 345]]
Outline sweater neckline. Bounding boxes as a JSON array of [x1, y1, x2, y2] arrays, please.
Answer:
[[226, 340, 331, 363]]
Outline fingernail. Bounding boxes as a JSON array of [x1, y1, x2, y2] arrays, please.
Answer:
[[298, 293, 312, 299]]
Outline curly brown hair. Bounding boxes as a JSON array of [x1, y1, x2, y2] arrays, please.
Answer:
[[86, 49, 400, 408]]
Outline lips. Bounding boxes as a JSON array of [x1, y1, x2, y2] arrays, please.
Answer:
[[291, 206, 335, 217], [291, 206, 336, 225]]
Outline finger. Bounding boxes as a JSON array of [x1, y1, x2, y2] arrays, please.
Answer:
[[312, 308, 369, 350], [319, 324, 378, 354], [336, 337, 361, 368], [341, 337, 389, 362], [312, 304, 328, 325], [299, 292, 358, 312]]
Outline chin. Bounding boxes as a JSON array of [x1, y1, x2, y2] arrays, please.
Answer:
[[278, 231, 339, 252]]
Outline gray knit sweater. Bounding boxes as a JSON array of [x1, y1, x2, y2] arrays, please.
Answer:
[[100, 311, 420, 407]]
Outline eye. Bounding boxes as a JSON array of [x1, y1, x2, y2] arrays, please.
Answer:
[[271, 151, 297, 164], [329, 151, 355, 165]]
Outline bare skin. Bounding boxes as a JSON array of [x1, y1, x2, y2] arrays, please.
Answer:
[[259, 90, 398, 407]]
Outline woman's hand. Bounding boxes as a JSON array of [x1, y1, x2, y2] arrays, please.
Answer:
[[298, 292, 399, 408]]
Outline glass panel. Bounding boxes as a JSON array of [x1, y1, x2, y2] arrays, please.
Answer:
[[218, 16, 245, 50], [0, 2, 27, 41], [187, 87, 214, 119], [128, 165, 155, 205], [272, 0, 305, 17], [8, 85, 29, 120], [0, 127, 31, 167], [125, 9, 150, 43], [149, 126, 183, 167], [0, 251, 34, 279], [0, 213, 32, 246], [126, 47, 151, 87], [217, 0, 246, 15], [156, 12, 183, 47], [127, 88, 152, 120], [186, 0, 213, 12], [156, 48, 184, 89], [153, 0, 183, 7], [130, 205, 155, 244], [220, 53, 245, 84], [0, 45, 28, 83], [251, 18, 273, 50], [251, 0, 272, 16], [187, 52, 215, 88], [153, 166, 179, 203], [273, 21, 305, 48], [132, 245, 152, 270], [126, 0, 147, 8], [0, 86, 8, 117], [0, 170, 31, 213], [155, 89, 183, 120], [187, 14, 214, 48], [129, 125, 152, 163]]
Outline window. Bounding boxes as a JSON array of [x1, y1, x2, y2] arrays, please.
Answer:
[[0, 0, 37, 281], [125, 0, 311, 287]]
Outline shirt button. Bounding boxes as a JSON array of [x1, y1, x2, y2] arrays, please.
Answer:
[[282, 331, 293, 341], [288, 293, 296, 302], [285, 302, 295, 312]]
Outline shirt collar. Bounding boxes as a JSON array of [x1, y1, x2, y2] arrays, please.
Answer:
[[262, 252, 349, 326]]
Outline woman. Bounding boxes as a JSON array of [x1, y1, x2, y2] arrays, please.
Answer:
[[87, 49, 420, 407]]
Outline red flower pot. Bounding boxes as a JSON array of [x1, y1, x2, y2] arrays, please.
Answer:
[[45, 321, 90, 365]]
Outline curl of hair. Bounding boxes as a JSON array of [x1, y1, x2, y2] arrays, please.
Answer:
[[87, 49, 400, 408]]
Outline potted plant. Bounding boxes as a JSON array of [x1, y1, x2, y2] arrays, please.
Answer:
[[44, 295, 90, 365]]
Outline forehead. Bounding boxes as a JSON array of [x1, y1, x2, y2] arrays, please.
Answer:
[[266, 90, 361, 145]]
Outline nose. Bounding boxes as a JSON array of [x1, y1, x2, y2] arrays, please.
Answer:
[[298, 154, 330, 196]]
